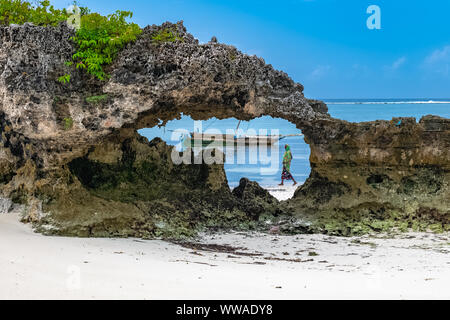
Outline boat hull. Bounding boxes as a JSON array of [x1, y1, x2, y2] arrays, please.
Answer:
[[184, 134, 280, 148]]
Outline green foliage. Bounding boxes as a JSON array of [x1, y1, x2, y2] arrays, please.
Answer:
[[0, 1, 142, 81], [0, 0, 69, 26], [63, 117, 73, 130], [71, 10, 142, 80], [151, 27, 181, 44], [58, 74, 70, 84], [86, 94, 108, 105], [74, 1, 90, 17]]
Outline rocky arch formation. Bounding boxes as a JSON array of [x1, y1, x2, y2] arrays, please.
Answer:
[[0, 22, 448, 238]]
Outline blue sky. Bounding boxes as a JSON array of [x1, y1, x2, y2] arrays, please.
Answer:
[[52, 0, 450, 99]]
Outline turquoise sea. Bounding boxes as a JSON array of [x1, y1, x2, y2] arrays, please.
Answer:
[[139, 99, 450, 188]]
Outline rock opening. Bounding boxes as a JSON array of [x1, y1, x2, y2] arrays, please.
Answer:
[[138, 115, 311, 196]]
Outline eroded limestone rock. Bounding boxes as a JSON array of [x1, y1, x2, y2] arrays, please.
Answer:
[[29, 134, 279, 238], [287, 116, 450, 235], [0, 21, 448, 237]]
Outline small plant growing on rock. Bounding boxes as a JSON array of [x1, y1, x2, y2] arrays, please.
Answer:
[[57, 74, 70, 84], [63, 117, 73, 130], [151, 27, 181, 44], [86, 94, 108, 105]]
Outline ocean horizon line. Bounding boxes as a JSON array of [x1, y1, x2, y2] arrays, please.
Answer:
[[322, 98, 450, 105]]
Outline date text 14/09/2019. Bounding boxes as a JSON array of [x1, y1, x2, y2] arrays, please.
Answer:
[[176, 304, 273, 317]]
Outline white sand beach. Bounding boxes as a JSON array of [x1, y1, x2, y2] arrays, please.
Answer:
[[267, 184, 299, 201], [0, 205, 449, 300]]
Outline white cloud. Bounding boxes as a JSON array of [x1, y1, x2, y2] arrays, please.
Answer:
[[391, 57, 406, 70], [424, 46, 450, 76], [385, 56, 406, 71], [382, 57, 407, 77], [426, 46, 450, 64], [310, 65, 331, 80]]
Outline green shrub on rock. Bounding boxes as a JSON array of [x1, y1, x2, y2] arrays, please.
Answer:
[[0, 1, 143, 81], [71, 10, 142, 80], [0, 0, 69, 26]]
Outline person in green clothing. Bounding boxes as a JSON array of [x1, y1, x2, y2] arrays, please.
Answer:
[[279, 144, 297, 186]]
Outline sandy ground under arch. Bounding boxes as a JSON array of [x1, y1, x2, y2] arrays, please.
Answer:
[[0, 207, 449, 300]]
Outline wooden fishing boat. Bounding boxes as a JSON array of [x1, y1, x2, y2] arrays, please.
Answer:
[[183, 133, 283, 148], [180, 121, 304, 149]]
